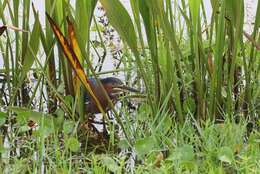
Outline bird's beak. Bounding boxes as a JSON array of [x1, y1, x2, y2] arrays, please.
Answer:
[[114, 85, 140, 93]]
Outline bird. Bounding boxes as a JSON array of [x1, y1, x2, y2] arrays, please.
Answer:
[[84, 77, 139, 114], [45, 15, 139, 115]]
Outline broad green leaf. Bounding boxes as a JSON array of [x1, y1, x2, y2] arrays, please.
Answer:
[[38, 119, 55, 138], [18, 125, 31, 134], [135, 136, 156, 157], [8, 107, 57, 137], [63, 120, 75, 134], [64, 95, 74, 107], [53, 108, 65, 131], [8, 106, 51, 124], [168, 144, 196, 170], [0, 112, 7, 126], [118, 139, 131, 149], [101, 156, 119, 173], [66, 137, 80, 152], [171, 144, 195, 162], [217, 146, 234, 164]]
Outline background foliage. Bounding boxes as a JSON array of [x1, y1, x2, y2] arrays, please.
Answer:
[[0, 0, 259, 173]]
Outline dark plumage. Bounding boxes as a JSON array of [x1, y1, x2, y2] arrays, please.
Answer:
[[84, 77, 139, 114]]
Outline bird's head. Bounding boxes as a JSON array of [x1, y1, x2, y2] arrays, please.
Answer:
[[100, 77, 139, 99]]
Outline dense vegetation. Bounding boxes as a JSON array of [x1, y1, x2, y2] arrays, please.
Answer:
[[0, 0, 259, 173]]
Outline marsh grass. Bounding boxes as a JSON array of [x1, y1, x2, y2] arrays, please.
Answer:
[[0, 0, 259, 173]]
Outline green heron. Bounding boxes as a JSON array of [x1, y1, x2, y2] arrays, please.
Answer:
[[84, 77, 139, 114]]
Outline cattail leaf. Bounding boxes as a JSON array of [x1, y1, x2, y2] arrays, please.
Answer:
[[67, 17, 82, 92], [255, 0, 260, 28], [20, 14, 40, 80], [67, 17, 82, 64], [0, 112, 7, 127], [46, 13, 106, 115], [99, 0, 138, 54], [188, 0, 201, 28], [75, 0, 97, 50]]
